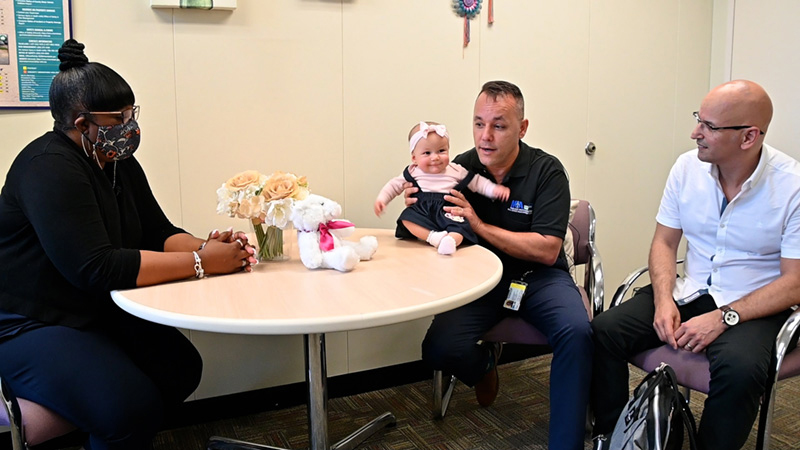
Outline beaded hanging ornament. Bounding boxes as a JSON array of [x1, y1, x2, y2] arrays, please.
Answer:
[[453, 0, 493, 47]]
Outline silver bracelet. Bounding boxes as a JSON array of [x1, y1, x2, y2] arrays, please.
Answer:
[[192, 251, 205, 279]]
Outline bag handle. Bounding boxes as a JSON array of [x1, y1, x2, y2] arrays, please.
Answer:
[[661, 363, 699, 450]]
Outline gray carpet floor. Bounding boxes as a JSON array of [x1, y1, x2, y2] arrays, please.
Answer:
[[140, 355, 799, 450]]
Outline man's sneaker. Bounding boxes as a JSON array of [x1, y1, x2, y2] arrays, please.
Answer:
[[474, 342, 502, 407]]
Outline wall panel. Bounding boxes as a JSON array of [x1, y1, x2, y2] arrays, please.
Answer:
[[342, 1, 479, 229], [479, 0, 591, 200], [731, 0, 800, 161], [171, 2, 345, 235], [585, 0, 712, 295]]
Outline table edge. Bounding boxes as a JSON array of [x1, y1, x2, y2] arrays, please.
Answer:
[[111, 251, 503, 335]]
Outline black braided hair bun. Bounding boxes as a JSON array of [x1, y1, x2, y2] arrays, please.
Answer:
[[57, 39, 89, 71]]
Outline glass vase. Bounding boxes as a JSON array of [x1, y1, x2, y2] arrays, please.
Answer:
[[250, 220, 292, 261]]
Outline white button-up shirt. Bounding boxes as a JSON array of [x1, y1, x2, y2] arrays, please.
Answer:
[[656, 144, 800, 306]]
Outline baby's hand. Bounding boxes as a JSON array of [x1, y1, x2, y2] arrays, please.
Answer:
[[374, 200, 386, 216], [495, 185, 511, 202]]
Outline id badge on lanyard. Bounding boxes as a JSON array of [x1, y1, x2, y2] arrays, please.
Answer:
[[504, 280, 527, 311], [504, 271, 533, 311]]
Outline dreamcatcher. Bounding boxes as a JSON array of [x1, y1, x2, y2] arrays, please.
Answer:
[[452, 0, 493, 47]]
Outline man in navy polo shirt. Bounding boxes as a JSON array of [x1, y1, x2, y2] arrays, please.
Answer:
[[420, 81, 592, 450]]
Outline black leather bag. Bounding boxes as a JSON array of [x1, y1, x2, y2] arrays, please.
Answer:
[[608, 363, 698, 450]]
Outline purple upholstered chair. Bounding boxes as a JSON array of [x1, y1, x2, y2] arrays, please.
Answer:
[[433, 199, 604, 418], [0, 379, 76, 449], [611, 264, 800, 450]]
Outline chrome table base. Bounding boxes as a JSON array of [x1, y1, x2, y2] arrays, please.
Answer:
[[207, 333, 396, 450]]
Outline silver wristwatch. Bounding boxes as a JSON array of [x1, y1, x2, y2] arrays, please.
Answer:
[[720, 304, 740, 327]]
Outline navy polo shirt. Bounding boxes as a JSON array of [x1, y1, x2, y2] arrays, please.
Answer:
[[453, 140, 571, 278]]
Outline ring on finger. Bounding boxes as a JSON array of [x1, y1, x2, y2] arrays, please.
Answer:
[[235, 238, 244, 247], [686, 343, 693, 350], [241, 259, 247, 267]]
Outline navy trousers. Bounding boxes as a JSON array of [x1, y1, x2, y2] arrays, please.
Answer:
[[591, 285, 791, 450], [0, 311, 202, 450], [422, 267, 593, 450]]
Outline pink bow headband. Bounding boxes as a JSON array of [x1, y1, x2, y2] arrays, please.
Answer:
[[409, 121, 449, 153]]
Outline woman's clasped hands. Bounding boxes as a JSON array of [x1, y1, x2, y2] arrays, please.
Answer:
[[199, 227, 258, 274]]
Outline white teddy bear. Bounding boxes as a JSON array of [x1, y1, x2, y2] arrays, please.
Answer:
[[290, 194, 378, 272]]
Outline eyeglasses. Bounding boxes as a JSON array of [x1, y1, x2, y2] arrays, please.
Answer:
[[692, 111, 764, 135], [83, 105, 140, 125]]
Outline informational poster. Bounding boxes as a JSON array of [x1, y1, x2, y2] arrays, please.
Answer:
[[0, 0, 71, 108]]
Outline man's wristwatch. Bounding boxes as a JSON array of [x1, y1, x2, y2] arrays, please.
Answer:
[[720, 304, 740, 327]]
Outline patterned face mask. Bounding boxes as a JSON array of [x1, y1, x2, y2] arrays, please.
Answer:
[[89, 119, 141, 161]]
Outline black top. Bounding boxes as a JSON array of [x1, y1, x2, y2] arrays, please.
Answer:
[[453, 140, 571, 278], [0, 130, 186, 328]]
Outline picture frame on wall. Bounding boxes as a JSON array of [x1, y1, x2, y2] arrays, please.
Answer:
[[0, 0, 72, 109], [151, 0, 236, 10]]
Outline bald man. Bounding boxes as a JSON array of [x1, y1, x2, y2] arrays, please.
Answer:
[[590, 80, 800, 450]]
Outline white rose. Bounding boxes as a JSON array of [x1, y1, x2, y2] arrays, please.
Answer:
[[264, 198, 294, 229], [216, 185, 238, 217]]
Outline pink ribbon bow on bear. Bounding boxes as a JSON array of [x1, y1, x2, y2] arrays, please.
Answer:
[[318, 220, 354, 251]]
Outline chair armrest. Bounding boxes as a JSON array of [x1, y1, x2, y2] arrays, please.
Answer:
[[610, 259, 685, 309], [588, 241, 604, 317], [610, 264, 650, 309], [774, 308, 800, 376]]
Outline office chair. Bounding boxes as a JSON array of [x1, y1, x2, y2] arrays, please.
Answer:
[[433, 199, 604, 418], [0, 378, 76, 450], [611, 264, 800, 450]]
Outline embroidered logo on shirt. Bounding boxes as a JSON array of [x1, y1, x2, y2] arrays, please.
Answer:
[[444, 212, 465, 223], [508, 200, 533, 215]]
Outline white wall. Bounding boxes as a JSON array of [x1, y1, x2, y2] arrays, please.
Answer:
[[728, 0, 800, 161], [709, 0, 798, 159], [0, 1, 714, 399]]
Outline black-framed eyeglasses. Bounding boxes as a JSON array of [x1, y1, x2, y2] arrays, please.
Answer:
[[83, 105, 140, 125], [693, 111, 764, 135]]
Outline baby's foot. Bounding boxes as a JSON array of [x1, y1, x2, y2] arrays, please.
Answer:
[[437, 236, 457, 255], [426, 230, 448, 247]]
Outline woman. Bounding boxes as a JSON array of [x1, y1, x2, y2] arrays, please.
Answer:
[[0, 39, 255, 449]]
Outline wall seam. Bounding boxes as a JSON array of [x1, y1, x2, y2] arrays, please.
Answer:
[[672, 1, 682, 161], [169, 9, 195, 399], [584, 0, 592, 201], [171, 10, 184, 227], [341, 0, 350, 374], [727, 0, 736, 80]]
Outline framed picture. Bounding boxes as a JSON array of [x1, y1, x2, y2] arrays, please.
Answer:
[[150, 0, 236, 10], [0, 0, 72, 109]]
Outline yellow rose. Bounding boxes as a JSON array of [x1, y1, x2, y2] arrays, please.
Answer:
[[262, 172, 304, 201], [225, 170, 266, 192], [293, 176, 310, 200]]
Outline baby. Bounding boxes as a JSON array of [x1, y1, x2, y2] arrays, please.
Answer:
[[374, 121, 510, 254]]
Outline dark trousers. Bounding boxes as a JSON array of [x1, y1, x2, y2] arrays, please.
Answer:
[[0, 311, 202, 450], [422, 267, 593, 450], [591, 285, 791, 450]]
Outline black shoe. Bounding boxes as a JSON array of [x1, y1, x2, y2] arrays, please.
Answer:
[[474, 342, 502, 407]]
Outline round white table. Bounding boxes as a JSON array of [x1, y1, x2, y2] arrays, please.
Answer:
[[112, 228, 502, 450]]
